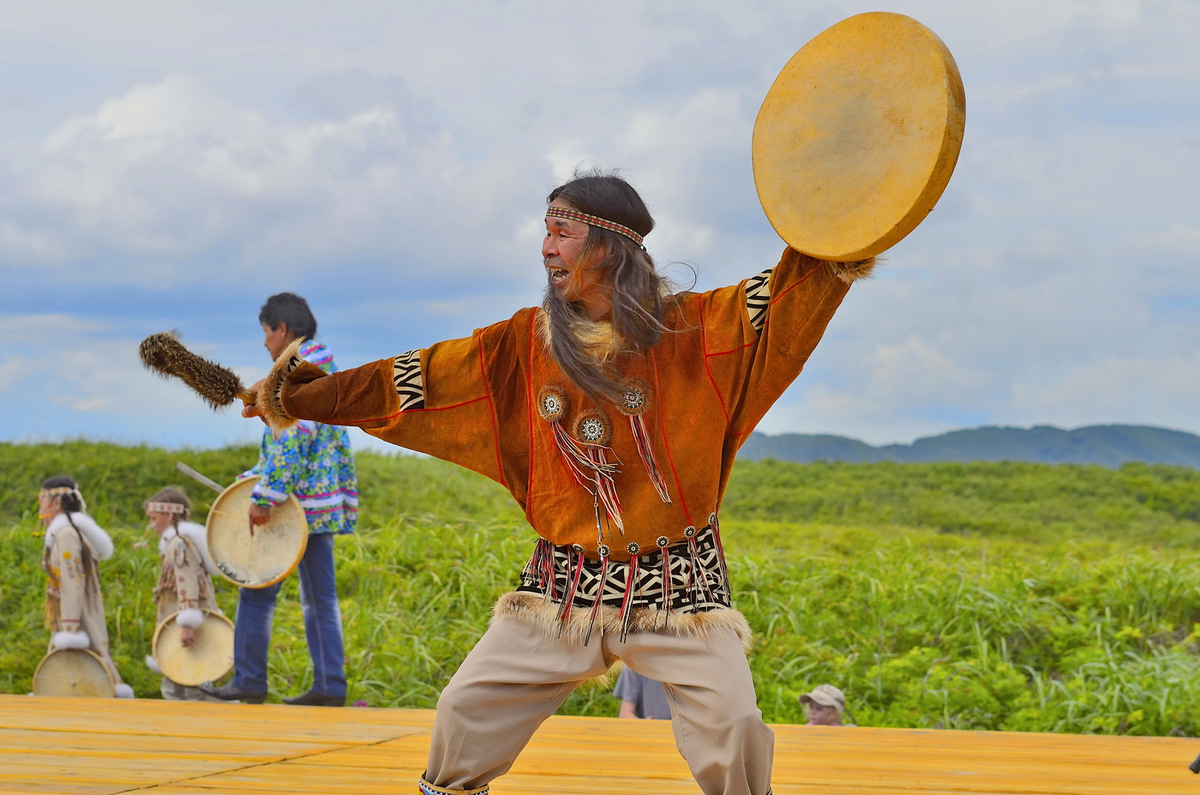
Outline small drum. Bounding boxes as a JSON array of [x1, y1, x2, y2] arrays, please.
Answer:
[[152, 609, 235, 687], [753, 12, 966, 261], [206, 475, 308, 588], [32, 648, 115, 698]]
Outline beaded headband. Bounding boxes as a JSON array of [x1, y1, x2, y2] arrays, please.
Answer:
[[39, 486, 87, 512], [146, 501, 187, 514], [545, 206, 645, 246]]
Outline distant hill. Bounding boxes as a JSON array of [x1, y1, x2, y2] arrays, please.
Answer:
[[738, 424, 1200, 468]]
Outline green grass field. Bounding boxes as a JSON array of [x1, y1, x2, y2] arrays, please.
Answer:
[[3, 441, 1199, 735]]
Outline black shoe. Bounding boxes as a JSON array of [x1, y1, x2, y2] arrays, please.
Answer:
[[199, 682, 268, 704], [282, 690, 345, 707]]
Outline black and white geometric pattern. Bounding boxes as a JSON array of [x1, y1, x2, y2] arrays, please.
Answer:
[[270, 352, 306, 420], [516, 524, 731, 614], [744, 267, 773, 334], [392, 350, 425, 411]]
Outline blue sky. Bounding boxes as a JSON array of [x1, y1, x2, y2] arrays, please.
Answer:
[[2, 0, 1198, 452]]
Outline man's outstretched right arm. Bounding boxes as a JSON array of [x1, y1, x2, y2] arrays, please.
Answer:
[[245, 329, 517, 488]]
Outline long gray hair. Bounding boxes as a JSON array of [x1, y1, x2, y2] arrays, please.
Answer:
[[543, 169, 674, 404]]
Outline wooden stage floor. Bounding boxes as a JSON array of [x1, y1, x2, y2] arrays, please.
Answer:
[[2, 694, 1197, 794]]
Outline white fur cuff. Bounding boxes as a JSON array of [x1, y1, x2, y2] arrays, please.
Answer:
[[53, 630, 91, 650], [145, 655, 162, 674], [114, 683, 135, 699], [175, 608, 206, 628], [828, 256, 878, 285]]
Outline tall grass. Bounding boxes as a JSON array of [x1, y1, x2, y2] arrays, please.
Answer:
[[2, 442, 1199, 734]]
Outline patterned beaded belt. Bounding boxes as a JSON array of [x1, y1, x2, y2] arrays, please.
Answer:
[[515, 521, 732, 640]]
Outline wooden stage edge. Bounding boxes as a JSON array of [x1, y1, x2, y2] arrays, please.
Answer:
[[1, 694, 1197, 795]]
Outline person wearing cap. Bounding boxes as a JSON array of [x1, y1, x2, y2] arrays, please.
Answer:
[[799, 684, 852, 727], [242, 169, 873, 795], [36, 475, 134, 699], [143, 486, 224, 701]]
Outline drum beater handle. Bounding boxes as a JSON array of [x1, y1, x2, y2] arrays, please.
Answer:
[[175, 462, 226, 495]]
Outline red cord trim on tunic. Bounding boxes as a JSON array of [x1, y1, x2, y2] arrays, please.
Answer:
[[650, 349, 693, 525], [705, 338, 757, 357], [767, 260, 818, 305], [353, 394, 492, 424], [525, 311, 539, 526], [697, 299, 732, 426], [476, 332, 507, 489]]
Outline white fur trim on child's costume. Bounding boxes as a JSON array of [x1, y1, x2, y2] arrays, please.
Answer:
[[175, 608, 205, 628], [145, 655, 162, 674], [115, 683, 134, 699], [52, 630, 91, 650], [179, 521, 217, 576], [44, 512, 114, 560]]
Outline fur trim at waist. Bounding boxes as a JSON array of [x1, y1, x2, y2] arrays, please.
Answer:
[[492, 591, 752, 654]]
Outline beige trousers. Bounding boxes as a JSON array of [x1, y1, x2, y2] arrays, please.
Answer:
[[424, 614, 773, 795]]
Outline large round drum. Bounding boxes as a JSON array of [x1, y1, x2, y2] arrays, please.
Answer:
[[153, 609, 235, 687], [206, 475, 308, 588], [32, 648, 115, 698], [753, 12, 966, 261]]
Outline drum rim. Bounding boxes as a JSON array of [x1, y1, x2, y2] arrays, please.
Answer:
[[151, 608, 235, 687], [32, 647, 116, 698], [751, 11, 966, 261], [205, 474, 308, 588]]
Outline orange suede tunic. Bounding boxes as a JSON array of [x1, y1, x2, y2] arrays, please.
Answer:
[[276, 248, 853, 560]]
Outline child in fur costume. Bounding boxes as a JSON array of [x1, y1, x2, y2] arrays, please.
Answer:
[[143, 486, 224, 701], [38, 476, 133, 698]]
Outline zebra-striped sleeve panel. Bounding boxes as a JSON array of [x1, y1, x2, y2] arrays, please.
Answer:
[[745, 267, 772, 334], [392, 350, 425, 411]]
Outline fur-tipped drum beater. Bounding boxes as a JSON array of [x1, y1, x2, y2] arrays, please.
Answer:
[[139, 331, 255, 409], [752, 12, 965, 261]]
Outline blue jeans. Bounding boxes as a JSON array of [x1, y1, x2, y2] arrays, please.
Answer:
[[231, 532, 346, 697]]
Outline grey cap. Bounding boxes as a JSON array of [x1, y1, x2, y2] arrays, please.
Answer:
[[799, 683, 845, 713]]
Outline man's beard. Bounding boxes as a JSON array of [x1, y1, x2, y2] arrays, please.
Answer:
[[540, 281, 627, 403]]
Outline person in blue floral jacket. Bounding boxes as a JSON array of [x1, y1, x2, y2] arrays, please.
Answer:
[[202, 292, 359, 707]]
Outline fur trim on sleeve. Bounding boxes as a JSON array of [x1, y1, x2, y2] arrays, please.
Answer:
[[256, 338, 305, 432], [53, 630, 91, 650], [827, 256, 878, 285], [177, 521, 218, 576], [69, 512, 114, 560], [145, 655, 162, 674], [114, 683, 135, 699], [175, 608, 206, 628], [46, 513, 114, 560]]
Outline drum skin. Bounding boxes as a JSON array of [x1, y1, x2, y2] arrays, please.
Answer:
[[206, 475, 308, 588], [753, 12, 966, 261], [152, 609, 235, 687], [32, 648, 115, 698]]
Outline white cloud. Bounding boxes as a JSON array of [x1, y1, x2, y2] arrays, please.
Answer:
[[2, 1, 1200, 449]]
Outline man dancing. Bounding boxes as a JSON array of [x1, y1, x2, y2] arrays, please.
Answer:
[[246, 170, 872, 794]]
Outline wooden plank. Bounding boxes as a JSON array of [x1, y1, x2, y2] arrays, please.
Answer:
[[0, 696, 426, 743], [1, 695, 1196, 795]]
